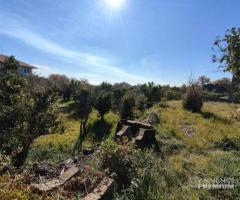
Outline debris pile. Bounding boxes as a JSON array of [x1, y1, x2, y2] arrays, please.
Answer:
[[115, 120, 156, 147], [24, 156, 113, 200]]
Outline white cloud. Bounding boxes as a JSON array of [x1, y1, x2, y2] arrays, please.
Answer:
[[0, 12, 148, 84]]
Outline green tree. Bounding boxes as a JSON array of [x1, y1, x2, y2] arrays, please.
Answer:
[[0, 56, 30, 159], [74, 89, 93, 152], [140, 82, 162, 103], [14, 88, 58, 166], [120, 95, 135, 119], [213, 28, 240, 102], [95, 93, 112, 121], [0, 56, 58, 167]]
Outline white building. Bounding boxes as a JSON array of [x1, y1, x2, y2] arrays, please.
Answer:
[[0, 54, 37, 76]]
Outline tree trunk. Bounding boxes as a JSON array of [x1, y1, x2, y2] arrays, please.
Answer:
[[100, 114, 104, 122]]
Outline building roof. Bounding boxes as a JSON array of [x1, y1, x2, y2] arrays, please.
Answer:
[[0, 54, 37, 69]]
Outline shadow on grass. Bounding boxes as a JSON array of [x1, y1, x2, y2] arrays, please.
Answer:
[[62, 101, 81, 119], [200, 111, 232, 124], [89, 119, 112, 142]]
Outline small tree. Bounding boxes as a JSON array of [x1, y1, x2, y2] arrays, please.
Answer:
[[74, 89, 93, 152], [213, 28, 240, 102], [120, 95, 135, 119], [95, 93, 112, 121]]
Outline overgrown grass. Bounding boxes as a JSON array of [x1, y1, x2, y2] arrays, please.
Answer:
[[157, 101, 240, 151], [3, 100, 240, 199], [26, 101, 118, 164]]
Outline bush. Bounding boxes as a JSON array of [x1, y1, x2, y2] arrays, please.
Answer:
[[158, 98, 168, 108], [99, 140, 137, 188], [215, 137, 240, 151], [183, 84, 203, 113]]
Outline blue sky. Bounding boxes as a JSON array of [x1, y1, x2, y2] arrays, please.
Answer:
[[0, 0, 239, 85]]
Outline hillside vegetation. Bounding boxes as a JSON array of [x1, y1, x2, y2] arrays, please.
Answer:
[[10, 100, 238, 199], [1, 52, 240, 199]]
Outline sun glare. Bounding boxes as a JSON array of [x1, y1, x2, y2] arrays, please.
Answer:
[[104, 0, 125, 9]]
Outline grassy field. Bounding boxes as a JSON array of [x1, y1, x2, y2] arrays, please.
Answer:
[[154, 101, 240, 199], [26, 101, 119, 164], [6, 100, 239, 199]]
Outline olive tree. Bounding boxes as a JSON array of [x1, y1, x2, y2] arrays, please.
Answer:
[[95, 93, 112, 121], [74, 89, 93, 152]]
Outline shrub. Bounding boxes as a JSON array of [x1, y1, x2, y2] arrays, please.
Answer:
[[158, 98, 168, 108], [99, 140, 137, 188], [183, 84, 203, 113], [215, 137, 240, 151]]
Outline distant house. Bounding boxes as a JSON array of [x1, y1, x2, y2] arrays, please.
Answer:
[[0, 54, 37, 76]]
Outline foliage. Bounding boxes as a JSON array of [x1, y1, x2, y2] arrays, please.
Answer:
[[213, 27, 240, 101], [111, 88, 125, 112], [214, 137, 240, 151], [0, 57, 58, 167], [120, 95, 135, 119], [158, 98, 168, 108], [198, 75, 210, 86], [99, 140, 137, 187], [183, 83, 203, 113], [95, 92, 112, 121], [2, 99, 240, 199], [213, 28, 240, 77], [140, 82, 162, 103], [74, 89, 94, 152]]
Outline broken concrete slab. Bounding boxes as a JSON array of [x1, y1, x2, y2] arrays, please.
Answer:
[[83, 177, 113, 200], [115, 120, 156, 147], [116, 125, 133, 140], [32, 165, 81, 192]]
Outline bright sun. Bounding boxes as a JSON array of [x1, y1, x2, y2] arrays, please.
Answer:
[[104, 0, 125, 9]]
